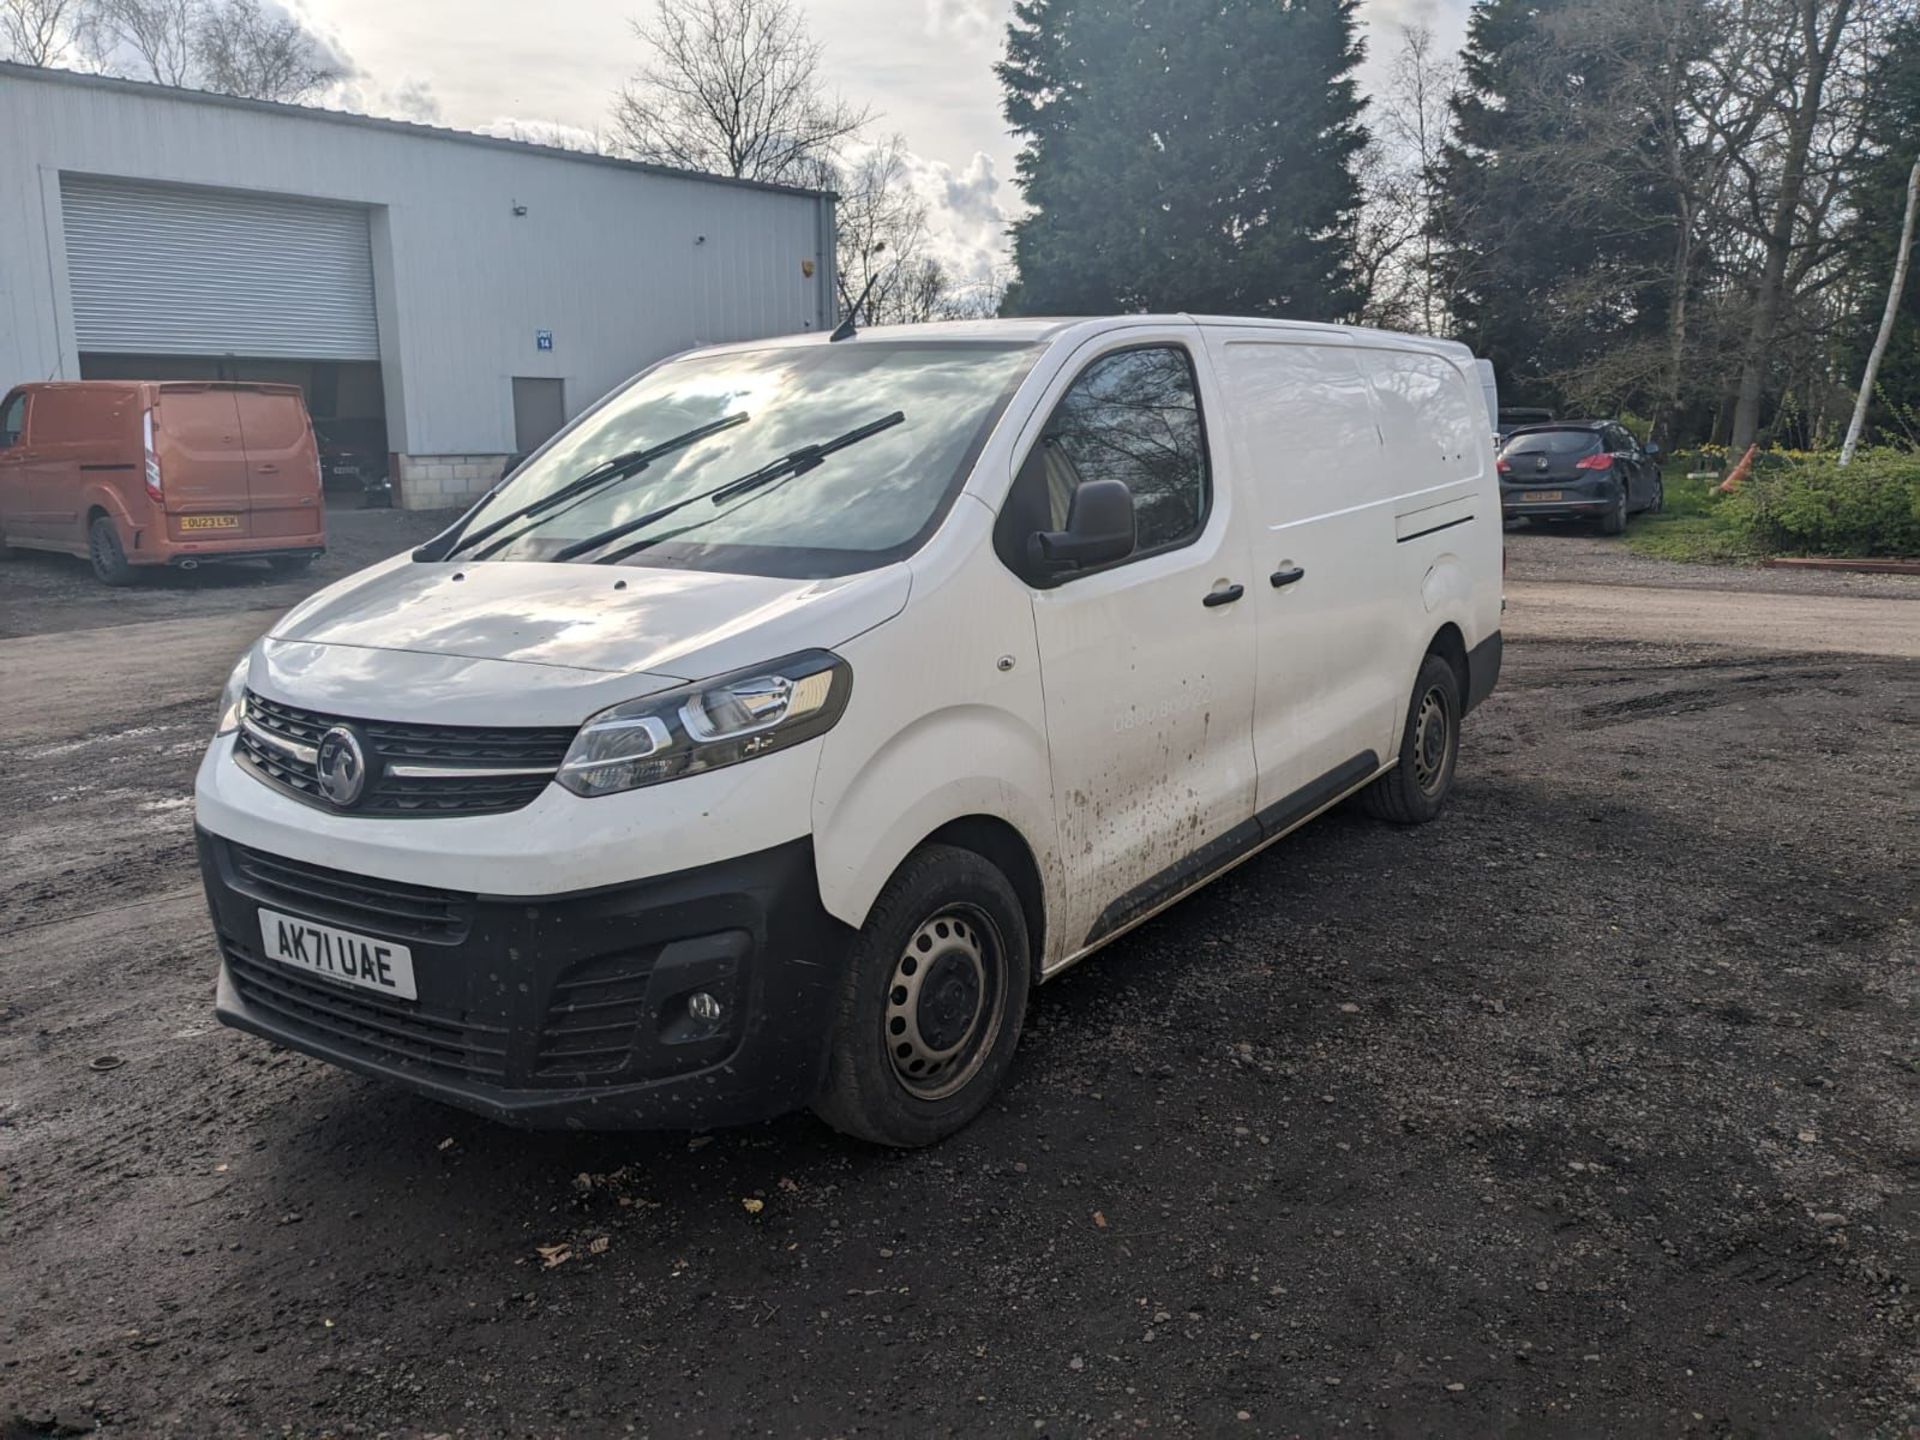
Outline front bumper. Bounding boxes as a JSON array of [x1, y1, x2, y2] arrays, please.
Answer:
[[201, 828, 853, 1129]]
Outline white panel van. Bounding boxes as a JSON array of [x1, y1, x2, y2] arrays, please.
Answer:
[[195, 317, 1503, 1146]]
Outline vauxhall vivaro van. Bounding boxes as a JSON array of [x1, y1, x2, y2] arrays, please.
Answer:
[[194, 317, 1503, 1146], [0, 380, 325, 584]]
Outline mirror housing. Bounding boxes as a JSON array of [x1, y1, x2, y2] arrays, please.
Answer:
[[1643, 440, 1662, 458], [1027, 478, 1136, 576]]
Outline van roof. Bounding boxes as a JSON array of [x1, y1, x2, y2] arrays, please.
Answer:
[[19, 380, 305, 396], [698, 315, 1477, 362]]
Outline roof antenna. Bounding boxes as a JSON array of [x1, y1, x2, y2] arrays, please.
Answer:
[[830, 243, 886, 341]]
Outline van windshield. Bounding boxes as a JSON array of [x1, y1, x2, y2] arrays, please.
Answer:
[[461, 341, 1039, 577]]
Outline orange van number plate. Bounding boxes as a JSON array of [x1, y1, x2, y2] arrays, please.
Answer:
[[180, 515, 242, 532]]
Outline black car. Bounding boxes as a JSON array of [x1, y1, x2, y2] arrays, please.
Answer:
[[313, 417, 392, 507], [1497, 421, 1663, 534]]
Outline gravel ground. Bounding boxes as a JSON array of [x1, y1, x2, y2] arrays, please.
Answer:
[[1, 515, 1916, 1437], [0, 504, 460, 641], [1506, 525, 1920, 599]]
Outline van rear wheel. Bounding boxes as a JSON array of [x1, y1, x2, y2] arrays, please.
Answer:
[[813, 844, 1030, 1147], [1361, 653, 1461, 825], [87, 516, 135, 587]]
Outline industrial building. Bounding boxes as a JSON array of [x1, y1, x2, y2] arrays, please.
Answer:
[[0, 63, 838, 508]]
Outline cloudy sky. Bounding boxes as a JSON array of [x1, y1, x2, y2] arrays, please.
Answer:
[[304, 0, 1470, 287]]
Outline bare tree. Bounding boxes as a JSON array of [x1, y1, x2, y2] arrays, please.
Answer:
[[1840, 154, 1920, 463], [1372, 24, 1457, 333], [1, 0, 86, 64], [834, 136, 949, 323], [196, 0, 344, 103], [80, 0, 199, 85], [612, 0, 869, 186]]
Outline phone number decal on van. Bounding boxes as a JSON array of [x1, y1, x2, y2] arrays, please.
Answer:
[[1112, 680, 1217, 734]]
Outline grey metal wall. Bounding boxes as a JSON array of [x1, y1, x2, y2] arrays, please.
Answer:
[[0, 64, 837, 462]]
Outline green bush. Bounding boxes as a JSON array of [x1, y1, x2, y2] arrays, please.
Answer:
[[1725, 449, 1920, 557]]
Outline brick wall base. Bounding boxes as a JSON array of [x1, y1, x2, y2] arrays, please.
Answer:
[[393, 454, 511, 511]]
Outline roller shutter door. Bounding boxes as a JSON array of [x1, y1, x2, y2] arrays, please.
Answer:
[[61, 175, 379, 361]]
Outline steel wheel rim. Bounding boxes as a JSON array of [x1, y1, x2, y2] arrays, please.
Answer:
[[884, 904, 1005, 1101], [1411, 686, 1452, 795]]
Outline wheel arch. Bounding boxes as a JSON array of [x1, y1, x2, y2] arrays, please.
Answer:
[[921, 814, 1047, 978], [1426, 620, 1469, 699]]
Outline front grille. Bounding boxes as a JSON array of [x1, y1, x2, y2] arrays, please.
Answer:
[[222, 935, 509, 1081], [228, 842, 473, 943], [535, 954, 655, 1079], [238, 691, 575, 817]]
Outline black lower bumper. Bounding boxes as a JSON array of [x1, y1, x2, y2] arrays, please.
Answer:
[[168, 546, 326, 567], [200, 829, 853, 1130], [1465, 630, 1503, 714], [1501, 497, 1612, 521]]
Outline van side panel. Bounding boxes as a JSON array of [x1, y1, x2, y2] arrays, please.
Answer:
[[1207, 334, 1407, 809], [233, 387, 325, 542], [810, 500, 1063, 961], [18, 384, 142, 553], [1356, 347, 1504, 722]]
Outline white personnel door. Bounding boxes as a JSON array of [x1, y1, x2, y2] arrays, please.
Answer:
[[1009, 331, 1258, 959]]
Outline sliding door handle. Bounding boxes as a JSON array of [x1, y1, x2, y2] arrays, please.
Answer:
[[1270, 566, 1306, 588], [1202, 583, 1245, 608]]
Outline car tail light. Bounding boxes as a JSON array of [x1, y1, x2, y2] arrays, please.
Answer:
[[142, 409, 164, 503], [1575, 453, 1614, 471], [1496, 458, 1512, 475]]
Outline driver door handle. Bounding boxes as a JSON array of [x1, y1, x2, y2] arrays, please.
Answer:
[[1203, 583, 1245, 608], [1270, 566, 1306, 588]]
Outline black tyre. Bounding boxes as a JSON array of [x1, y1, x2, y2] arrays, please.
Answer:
[[88, 516, 136, 587], [1361, 652, 1462, 825], [1648, 474, 1665, 514], [1598, 482, 1628, 535], [268, 553, 316, 575], [813, 844, 1031, 1147]]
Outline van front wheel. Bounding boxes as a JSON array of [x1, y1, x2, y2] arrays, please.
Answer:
[[88, 517, 136, 587], [1361, 653, 1461, 825], [813, 844, 1030, 1147]]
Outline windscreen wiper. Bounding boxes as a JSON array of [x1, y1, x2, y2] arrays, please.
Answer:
[[432, 413, 749, 561], [552, 410, 907, 564]]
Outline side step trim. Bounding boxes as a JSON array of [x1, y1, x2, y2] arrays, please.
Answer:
[[1070, 750, 1382, 960]]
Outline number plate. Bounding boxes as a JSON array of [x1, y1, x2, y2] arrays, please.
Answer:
[[180, 514, 242, 531], [1519, 490, 1564, 502], [257, 907, 417, 1000]]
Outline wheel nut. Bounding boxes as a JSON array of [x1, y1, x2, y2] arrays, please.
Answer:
[[687, 991, 722, 1024]]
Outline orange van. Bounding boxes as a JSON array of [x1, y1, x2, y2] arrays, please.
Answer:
[[0, 381, 327, 585]]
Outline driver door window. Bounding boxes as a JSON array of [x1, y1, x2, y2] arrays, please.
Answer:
[[1022, 345, 1210, 561]]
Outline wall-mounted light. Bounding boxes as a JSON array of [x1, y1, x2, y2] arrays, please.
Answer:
[[511, 201, 528, 217]]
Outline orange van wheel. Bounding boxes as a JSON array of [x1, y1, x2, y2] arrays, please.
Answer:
[[88, 517, 136, 587]]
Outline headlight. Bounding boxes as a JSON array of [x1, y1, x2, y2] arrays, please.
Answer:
[[557, 650, 852, 798], [215, 654, 251, 736]]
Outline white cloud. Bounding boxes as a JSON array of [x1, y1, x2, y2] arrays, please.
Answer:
[[473, 116, 606, 153], [923, 0, 1003, 47], [898, 148, 1013, 287]]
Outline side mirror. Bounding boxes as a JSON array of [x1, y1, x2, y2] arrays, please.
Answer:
[[1027, 478, 1136, 575], [1643, 441, 1662, 458]]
